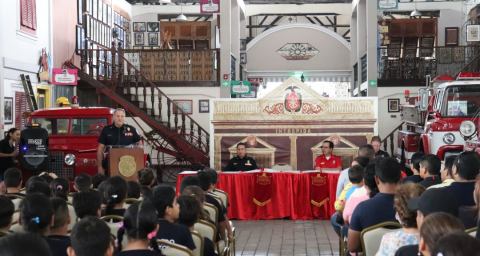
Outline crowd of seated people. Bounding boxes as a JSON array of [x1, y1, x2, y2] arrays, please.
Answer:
[[0, 166, 233, 256], [332, 145, 480, 256]]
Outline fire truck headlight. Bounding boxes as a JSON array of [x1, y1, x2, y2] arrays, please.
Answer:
[[443, 133, 455, 144], [459, 120, 477, 138], [64, 154, 76, 166]]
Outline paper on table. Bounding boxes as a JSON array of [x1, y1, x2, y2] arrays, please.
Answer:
[[303, 170, 320, 173], [180, 171, 198, 174], [243, 169, 262, 173], [263, 169, 281, 173]]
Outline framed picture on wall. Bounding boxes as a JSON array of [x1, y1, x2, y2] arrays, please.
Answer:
[[148, 33, 158, 45], [388, 98, 400, 113], [467, 25, 480, 42], [240, 53, 247, 64], [133, 22, 146, 32], [135, 33, 144, 45], [199, 100, 209, 113], [3, 97, 13, 124], [240, 39, 246, 50], [147, 22, 159, 32], [173, 100, 193, 114], [445, 27, 459, 46]]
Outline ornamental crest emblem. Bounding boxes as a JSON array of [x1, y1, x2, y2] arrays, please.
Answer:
[[257, 173, 272, 185], [284, 86, 302, 112], [330, 135, 341, 146], [119, 156, 136, 177], [312, 174, 326, 186], [247, 136, 257, 148]]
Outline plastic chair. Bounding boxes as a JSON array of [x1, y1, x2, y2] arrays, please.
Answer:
[[100, 215, 127, 248], [191, 230, 204, 256], [360, 221, 402, 256], [209, 193, 225, 210], [5, 194, 24, 210], [66, 202, 77, 232], [157, 239, 194, 256], [123, 198, 140, 209], [213, 190, 228, 209]]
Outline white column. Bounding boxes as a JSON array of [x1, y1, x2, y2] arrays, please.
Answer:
[[219, 0, 232, 98], [231, 2, 240, 81], [350, 13, 357, 97], [0, 0, 5, 138], [366, 0, 378, 96]]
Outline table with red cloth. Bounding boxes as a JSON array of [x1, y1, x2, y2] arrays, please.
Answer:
[[175, 170, 340, 220]]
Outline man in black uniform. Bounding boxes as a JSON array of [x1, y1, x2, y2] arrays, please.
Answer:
[[224, 143, 258, 171], [96, 108, 142, 174]]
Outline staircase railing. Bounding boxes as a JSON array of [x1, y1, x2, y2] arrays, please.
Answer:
[[74, 42, 210, 164], [381, 122, 404, 157], [454, 47, 480, 77]]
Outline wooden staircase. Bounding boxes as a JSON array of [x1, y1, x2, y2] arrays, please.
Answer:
[[64, 42, 210, 179]]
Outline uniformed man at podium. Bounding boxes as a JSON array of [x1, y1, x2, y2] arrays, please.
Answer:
[[97, 108, 142, 174]]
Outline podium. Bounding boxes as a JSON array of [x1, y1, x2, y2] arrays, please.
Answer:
[[107, 146, 144, 181]]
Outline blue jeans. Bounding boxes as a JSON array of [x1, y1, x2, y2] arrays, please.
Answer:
[[331, 212, 342, 236]]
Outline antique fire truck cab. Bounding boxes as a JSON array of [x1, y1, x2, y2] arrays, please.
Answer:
[[27, 107, 113, 179], [398, 74, 480, 165]]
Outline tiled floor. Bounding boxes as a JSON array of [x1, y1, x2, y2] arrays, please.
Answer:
[[231, 219, 340, 256]]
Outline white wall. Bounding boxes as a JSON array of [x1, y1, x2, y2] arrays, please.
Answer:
[[377, 86, 420, 154]]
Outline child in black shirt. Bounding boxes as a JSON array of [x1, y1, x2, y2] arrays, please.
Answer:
[[102, 176, 128, 218], [114, 201, 164, 256], [152, 185, 196, 251], [48, 197, 71, 256], [0, 196, 14, 237]]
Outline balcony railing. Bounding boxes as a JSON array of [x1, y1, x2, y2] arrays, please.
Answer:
[[377, 46, 480, 86]]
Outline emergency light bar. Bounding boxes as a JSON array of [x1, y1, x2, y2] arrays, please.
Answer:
[[457, 72, 480, 79]]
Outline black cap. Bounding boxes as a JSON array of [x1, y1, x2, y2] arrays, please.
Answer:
[[408, 188, 459, 217]]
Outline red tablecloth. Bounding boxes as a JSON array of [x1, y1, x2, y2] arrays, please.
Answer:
[[175, 171, 340, 220]]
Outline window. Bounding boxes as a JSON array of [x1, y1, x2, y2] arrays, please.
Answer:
[[441, 86, 480, 117], [70, 118, 108, 135], [20, 0, 37, 35], [32, 118, 69, 135]]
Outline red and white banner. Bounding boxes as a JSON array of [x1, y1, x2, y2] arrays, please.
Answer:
[[52, 69, 78, 85], [200, 0, 220, 13]]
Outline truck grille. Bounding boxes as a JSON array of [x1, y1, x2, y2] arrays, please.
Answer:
[[49, 152, 74, 178]]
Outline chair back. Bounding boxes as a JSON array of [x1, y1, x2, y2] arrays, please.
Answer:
[[157, 239, 194, 256], [67, 193, 76, 204], [467, 227, 477, 238], [213, 191, 228, 209], [67, 203, 77, 232], [5, 195, 24, 209], [208, 194, 224, 209], [204, 203, 218, 225], [123, 198, 140, 209], [361, 222, 402, 256], [9, 221, 23, 233], [194, 220, 217, 242], [191, 230, 205, 256]]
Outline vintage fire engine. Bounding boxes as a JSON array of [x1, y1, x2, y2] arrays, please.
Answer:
[[398, 73, 480, 165], [19, 104, 149, 181]]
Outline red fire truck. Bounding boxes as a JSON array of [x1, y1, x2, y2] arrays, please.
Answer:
[[19, 106, 149, 181], [398, 73, 480, 165]]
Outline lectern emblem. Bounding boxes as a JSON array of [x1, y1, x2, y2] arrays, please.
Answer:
[[119, 156, 136, 177]]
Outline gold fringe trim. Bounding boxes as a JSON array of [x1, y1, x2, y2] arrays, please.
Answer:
[[253, 198, 271, 206], [311, 198, 329, 207]]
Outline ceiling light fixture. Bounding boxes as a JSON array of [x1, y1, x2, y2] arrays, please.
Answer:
[[410, 0, 421, 18], [176, 0, 187, 22]]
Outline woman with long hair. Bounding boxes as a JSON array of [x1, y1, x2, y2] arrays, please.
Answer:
[[0, 128, 20, 182]]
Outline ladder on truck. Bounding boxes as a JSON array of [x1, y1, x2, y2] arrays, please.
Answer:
[[20, 74, 38, 112]]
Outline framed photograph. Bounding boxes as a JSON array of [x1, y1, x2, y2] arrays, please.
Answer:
[[388, 98, 400, 113], [199, 100, 210, 113], [445, 27, 459, 46], [240, 53, 247, 64], [135, 33, 144, 45], [173, 100, 193, 114], [3, 97, 13, 124], [133, 22, 146, 32], [467, 25, 480, 42], [78, 0, 83, 24], [148, 33, 158, 45], [147, 22, 159, 32], [240, 39, 246, 50]]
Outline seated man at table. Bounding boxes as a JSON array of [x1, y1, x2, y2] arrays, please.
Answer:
[[224, 142, 258, 171], [347, 157, 402, 253], [314, 140, 342, 171]]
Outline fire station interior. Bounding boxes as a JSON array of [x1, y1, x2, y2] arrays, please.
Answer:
[[1, 0, 480, 256]]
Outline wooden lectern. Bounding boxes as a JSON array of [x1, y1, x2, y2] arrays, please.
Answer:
[[108, 147, 144, 181]]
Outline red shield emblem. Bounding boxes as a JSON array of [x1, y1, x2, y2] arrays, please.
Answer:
[[284, 86, 302, 112]]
